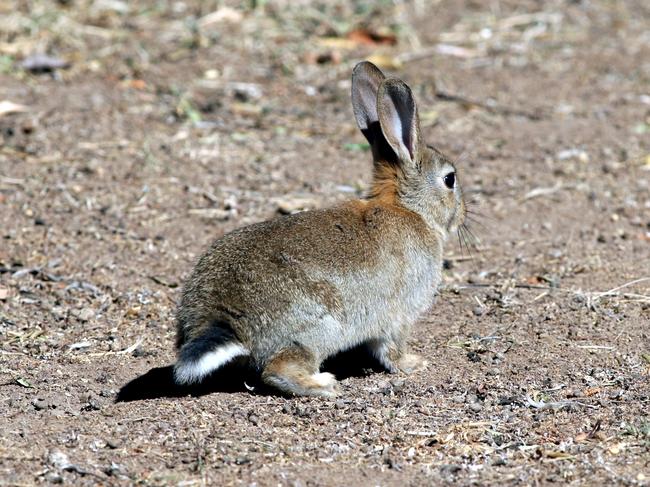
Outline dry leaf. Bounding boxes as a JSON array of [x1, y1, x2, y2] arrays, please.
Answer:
[[608, 442, 626, 455], [124, 306, 141, 318], [365, 54, 402, 70], [317, 38, 358, 50], [584, 387, 601, 397], [231, 102, 263, 116], [575, 420, 602, 442], [575, 432, 589, 442], [440, 432, 454, 444], [346, 28, 397, 46], [525, 275, 543, 284], [15, 377, 33, 388], [435, 44, 483, 59], [275, 197, 318, 215], [127, 79, 147, 90], [318, 29, 397, 50], [544, 450, 574, 460], [198, 7, 243, 28], [0, 100, 28, 118]]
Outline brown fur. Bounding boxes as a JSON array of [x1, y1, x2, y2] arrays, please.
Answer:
[[171, 62, 466, 396], [367, 163, 402, 204], [261, 345, 339, 397]]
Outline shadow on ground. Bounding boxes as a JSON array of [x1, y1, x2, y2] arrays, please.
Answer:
[[116, 345, 385, 402]]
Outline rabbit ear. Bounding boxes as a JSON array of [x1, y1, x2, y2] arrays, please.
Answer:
[[377, 79, 421, 167], [351, 61, 386, 143]]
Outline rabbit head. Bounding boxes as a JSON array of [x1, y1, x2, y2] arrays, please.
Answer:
[[351, 61, 466, 238]]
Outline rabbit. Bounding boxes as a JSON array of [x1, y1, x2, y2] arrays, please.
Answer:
[[173, 61, 466, 397]]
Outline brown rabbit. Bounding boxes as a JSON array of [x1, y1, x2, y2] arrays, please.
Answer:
[[173, 61, 466, 397]]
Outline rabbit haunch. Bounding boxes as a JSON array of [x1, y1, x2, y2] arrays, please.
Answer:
[[173, 203, 442, 383], [172, 61, 465, 397]]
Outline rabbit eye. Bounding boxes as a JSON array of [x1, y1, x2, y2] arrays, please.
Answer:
[[443, 172, 456, 189]]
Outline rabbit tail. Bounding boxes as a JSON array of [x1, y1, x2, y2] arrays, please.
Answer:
[[173, 325, 248, 384]]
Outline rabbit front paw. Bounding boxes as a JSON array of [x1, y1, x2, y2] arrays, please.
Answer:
[[369, 340, 428, 375]]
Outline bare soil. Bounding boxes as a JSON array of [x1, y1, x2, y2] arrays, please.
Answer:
[[1, 1, 649, 485]]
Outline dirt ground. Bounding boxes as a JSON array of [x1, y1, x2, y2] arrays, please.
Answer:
[[1, 0, 649, 485]]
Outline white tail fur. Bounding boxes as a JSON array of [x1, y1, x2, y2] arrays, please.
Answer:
[[174, 342, 248, 384]]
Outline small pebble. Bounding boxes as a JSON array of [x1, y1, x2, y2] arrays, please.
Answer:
[[497, 396, 517, 406], [32, 398, 48, 411], [295, 406, 310, 418], [75, 307, 95, 322], [467, 351, 481, 363], [384, 456, 400, 470], [377, 380, 391, 394], [104, 462, 125, 477], [276, 197, 318, 215], [86, 396, 102, 411], [45, 473, 63, 484], [472, 306, 484, 316], [468, 403, 483, 413], [132, 346, 147, 357], [440, 464, 462, 474], [465, 394, 479, 404], [21, 54, 70, 73], [106, 439, 121, 449], [390, 379, 405, 393], [486, 290, 501, 301]]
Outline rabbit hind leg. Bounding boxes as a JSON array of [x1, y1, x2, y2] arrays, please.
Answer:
[[262, 345, 339, 397]]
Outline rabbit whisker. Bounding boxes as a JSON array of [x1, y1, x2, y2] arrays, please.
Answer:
[[465, 215, 487, 230], [457, 225, 474, 259], [462, 223, 481, 247]]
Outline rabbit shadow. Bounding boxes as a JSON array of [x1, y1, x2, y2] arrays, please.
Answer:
[[115, 356, 255, 402], [116, 344, 384, 402]]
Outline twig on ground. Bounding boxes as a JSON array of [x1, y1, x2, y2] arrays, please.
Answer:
[[435, 90, 544, 120], [522, 183, 566, 201], [594, 277, 650, 299], [87, 337, 143, 357], [459, 278, 650, 306], [575, 345, 615, 350], [525, 396, 598, 410]]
